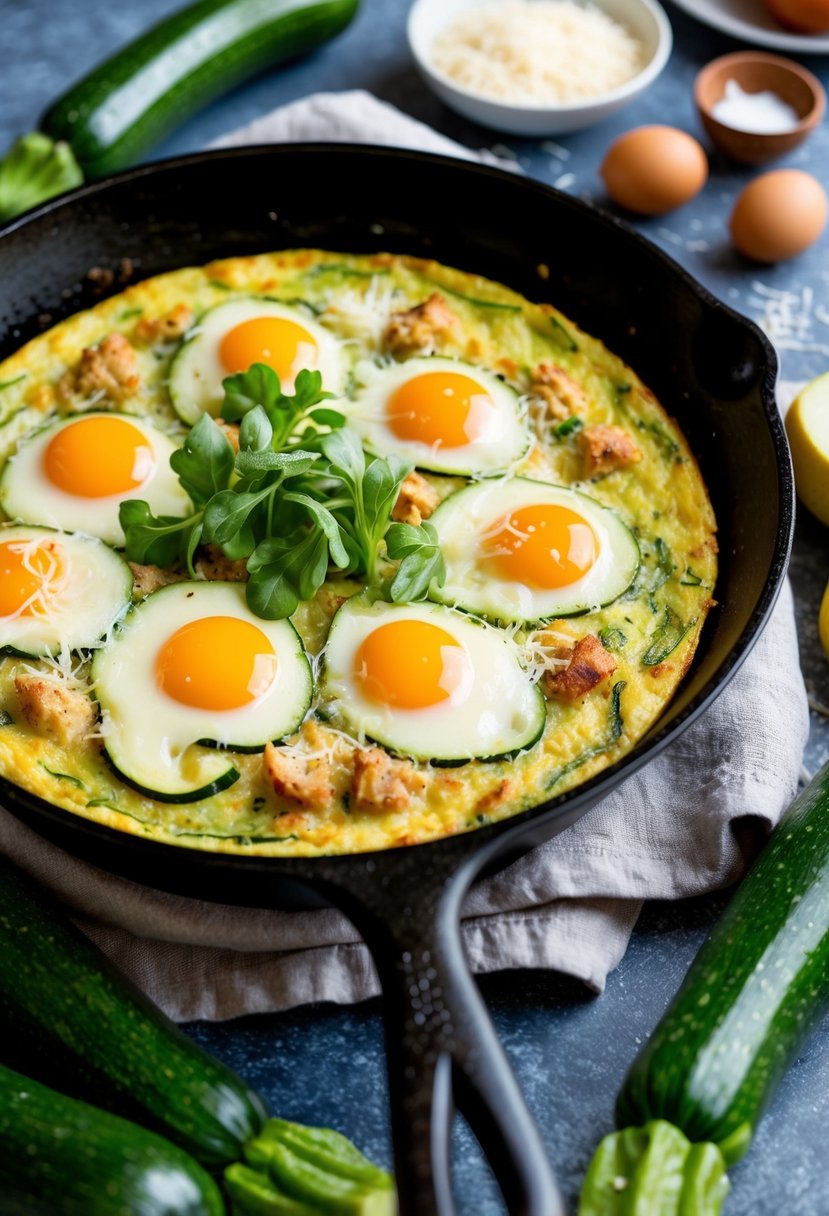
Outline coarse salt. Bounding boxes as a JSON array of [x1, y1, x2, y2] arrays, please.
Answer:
[[712, 80, 800, 135]]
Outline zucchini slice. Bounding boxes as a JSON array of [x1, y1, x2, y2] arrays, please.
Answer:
[[0, 525, 133, 657], [92, 580, 313, 802], [428, 477, 640, 624], [344, 356, 530, 477], [167, 298, 345, 424], [321, 597, 546, 762]]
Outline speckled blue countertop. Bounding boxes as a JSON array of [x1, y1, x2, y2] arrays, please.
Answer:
[[2, 0, 829, 1211]]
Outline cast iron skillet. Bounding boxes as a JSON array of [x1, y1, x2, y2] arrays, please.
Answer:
[[0, 145, 792, 1216]]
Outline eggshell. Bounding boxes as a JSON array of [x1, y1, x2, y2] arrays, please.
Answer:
[[600, 126, 709, 216], [730, 169, 828, 262], [766, 0, 829, 33]]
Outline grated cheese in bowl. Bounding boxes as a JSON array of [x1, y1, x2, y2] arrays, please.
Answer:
[[430, 0, 648, 105]]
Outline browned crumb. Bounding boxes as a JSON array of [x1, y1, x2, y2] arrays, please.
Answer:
[[383, 293, 460, 356], [391, 471, 440, 527], [58, 333, 140, 404], [263, 742, 334, 811], [580, 424, 642, 477], [195, 544, 248, 583], [128, 562, 186, 598], [541, 634, 618, 701], [14, 675, 97, 746], [133, 304, 194, 345], [351, 747, 427, 812], [213, 418, 240, 453], [530, 362, 588, 421], [475, 780, 514, 814]]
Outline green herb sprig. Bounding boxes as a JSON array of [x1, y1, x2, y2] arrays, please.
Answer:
[[120, 364, 446, 619]]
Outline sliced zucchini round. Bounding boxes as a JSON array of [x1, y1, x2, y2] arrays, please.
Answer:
[[92, 581, 313, 803], [0, 525, 132, 657], [168, 298, 345, 425], [344, 355, 530, 475], [428, 477, 640, 624], [321, 597, 546, 762], [0, 411, 192, 547]]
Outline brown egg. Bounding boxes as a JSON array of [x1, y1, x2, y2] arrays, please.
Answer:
[[766, 0, 829, 33], [730, 169, 828, 262], [600, 126, 709, 216]]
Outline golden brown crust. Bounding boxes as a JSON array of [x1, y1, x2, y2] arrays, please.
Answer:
[[580, 424, 642, 477], [391, 471, 440, 527], [383, 293, 460, 356], [542, 634, 617, 701], [58, 333, 140, 404], [14, 675, 97, 745], [352, 747, 427, 812], [475, 779, 514, 814], [133, 304, 194, 345]]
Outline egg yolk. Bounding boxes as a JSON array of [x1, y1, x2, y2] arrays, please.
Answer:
[[44, 416, 155, 499], [156, 616, 278, 711], [219, 317, 319, 383], [354, 619, 469, 710], [0, 540, 64, 618], [387, 372, 496, 449], [483, 504, 598, 589]]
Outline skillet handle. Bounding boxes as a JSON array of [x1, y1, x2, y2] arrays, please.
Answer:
[[319, 844, 566, 1216]]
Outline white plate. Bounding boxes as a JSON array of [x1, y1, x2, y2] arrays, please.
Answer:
[[669, 0, 829, 53]]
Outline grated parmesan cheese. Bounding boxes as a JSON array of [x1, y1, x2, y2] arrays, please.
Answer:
[[430, 1, 648, 105]]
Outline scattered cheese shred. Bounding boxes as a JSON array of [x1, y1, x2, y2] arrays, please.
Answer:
[[430, 0, 647, 104]]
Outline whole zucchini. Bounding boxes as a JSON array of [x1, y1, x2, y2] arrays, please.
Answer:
[[41, 0, 359, 179], [0, 1060, 224, 1215], [0, 857, 267, 1167], [580, 759, 829, 1215]]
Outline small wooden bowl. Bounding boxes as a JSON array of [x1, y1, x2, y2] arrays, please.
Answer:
[[694, 51, 825, 165]]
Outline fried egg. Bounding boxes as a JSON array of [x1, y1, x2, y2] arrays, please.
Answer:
[[0, 412, 192, 548], [321, 598, 546, 761], [345, 356, 529, 474], [92, 581, 314, 802], [168, 298, 345, 425], [0, 525, 132, 656], [428, 478, 640, 624]]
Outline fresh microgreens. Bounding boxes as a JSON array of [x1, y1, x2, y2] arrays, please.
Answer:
[[386, 521, 446, 603], [119, 411, 237, 572], [120, 364, 447, 619], [221, 363, 344, 448]]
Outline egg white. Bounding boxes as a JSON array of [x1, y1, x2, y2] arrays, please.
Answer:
[[428, 477, 640, 624], [167, 298, 345, 424], [0, 525, 133, 656], [0, 412, 192, 548], [344, 356, 529, 475], [321, 598, 546, 762], [92, 581, 314, 801]]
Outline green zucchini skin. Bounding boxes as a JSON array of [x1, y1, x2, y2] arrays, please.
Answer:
[[0, 1061, 224, 1216], [41, 0, 360, 178], [0, 858, 267, 1168], [616, 760, 829, 1163]]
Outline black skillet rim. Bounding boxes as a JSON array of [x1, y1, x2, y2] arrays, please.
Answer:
[[0, 143, 794, 878]]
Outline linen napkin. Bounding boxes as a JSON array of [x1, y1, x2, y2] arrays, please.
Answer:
[[0, 92, 809, 1021]]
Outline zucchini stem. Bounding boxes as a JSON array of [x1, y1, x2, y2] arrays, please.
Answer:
[[578, 1120, 729, 1216], [0, 133, 83, 222]]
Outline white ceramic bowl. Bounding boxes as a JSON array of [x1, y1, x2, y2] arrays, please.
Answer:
[[407, 0, 673, 136]]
